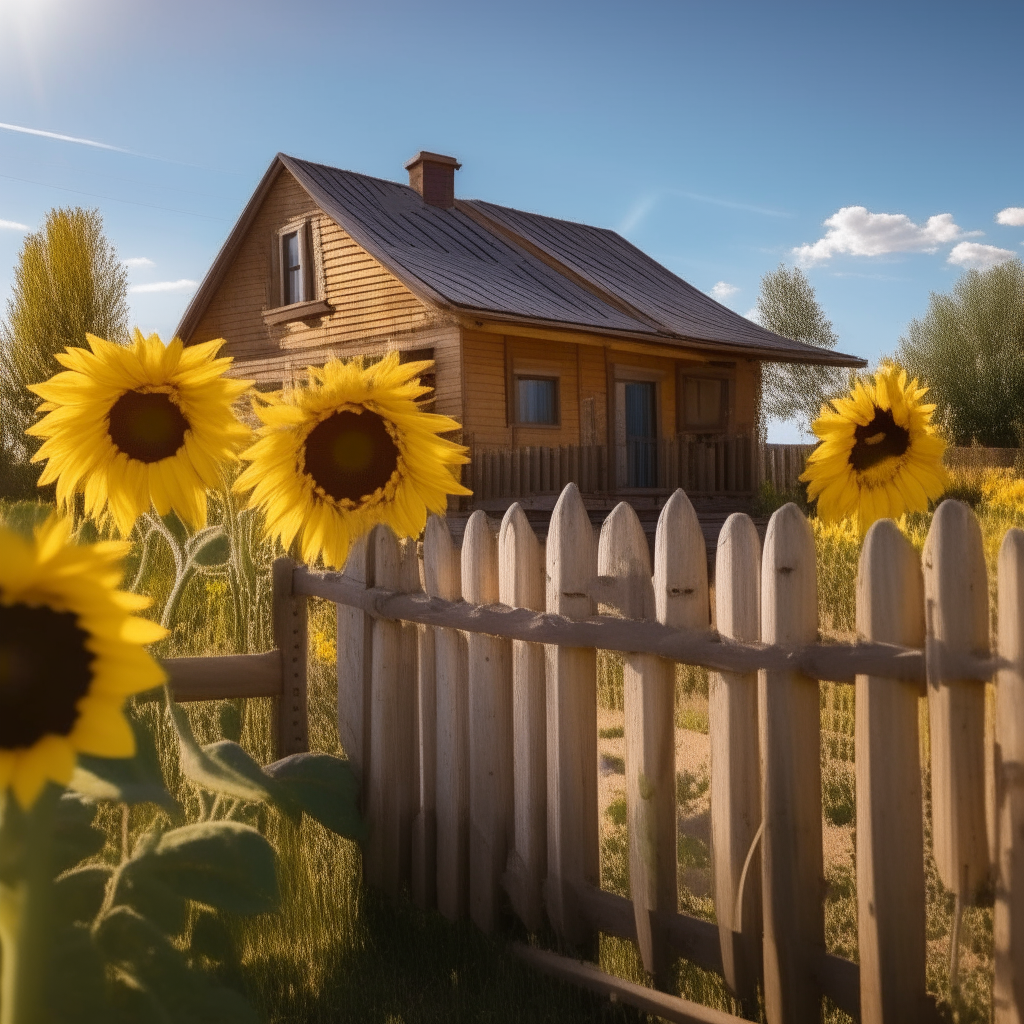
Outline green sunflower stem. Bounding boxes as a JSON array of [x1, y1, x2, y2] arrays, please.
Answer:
[[0, 785, 60, 1024]]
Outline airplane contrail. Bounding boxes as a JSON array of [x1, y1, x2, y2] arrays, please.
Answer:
[[0, 121, 130, 152]]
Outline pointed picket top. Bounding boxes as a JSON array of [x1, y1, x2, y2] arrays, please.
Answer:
[[857, 519, 924, 646], [922, 498, 991, 898], [598, 502, 654, 620], [655, 489, 709, 630], [547, 482, 595, 619], [715, 512, 760, 642], [761, 502, 817, 647], [424, 515, 461, 601], [462, 510, 499, 605], [499, 503, 544, 611]]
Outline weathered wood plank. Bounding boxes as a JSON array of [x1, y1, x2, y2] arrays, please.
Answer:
[[709, 511, 762, 1009], [759, 503, 824, 1024], [462, 511, 514, 933], [157, 651, 282, 702], [423, 515, 470, 920], [272, 557, 309, 757], [544, 483, 599, 946], [599, 501, 675, 983], [923, 499, 991, 901], [855, 520, 928, 1024], [499, 503, 548, 932], [996, 528, 1024, 1024]]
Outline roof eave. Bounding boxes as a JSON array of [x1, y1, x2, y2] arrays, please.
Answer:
[[457, 309, 867, 367]]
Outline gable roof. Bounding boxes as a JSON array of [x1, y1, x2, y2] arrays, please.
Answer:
[[177, 153, 865, 367]]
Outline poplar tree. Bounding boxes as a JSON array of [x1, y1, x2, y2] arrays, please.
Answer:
[[0, 207, 128, 496], [757, 264, 844, 435]]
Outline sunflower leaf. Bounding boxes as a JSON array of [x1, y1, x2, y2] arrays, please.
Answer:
[[126, 821, 279, 916], [167, 701, 274, 804], [188, 527, 231, 567], [160, 511, 189, 550], [97, 906, 261, 1024], [53, 864, 113, 925], [72, 715, 175, 810], [264, 752, 366, 841], [52, 793, 107, 874]]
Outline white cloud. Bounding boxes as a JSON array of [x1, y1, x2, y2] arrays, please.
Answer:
[[997, 207, 1024, 227], [947, 242, 1016, 270], [794, 206, 967, 264], [710, 281, 739, 303], [122, 256, 154, 269], [743, 307, 760, 323], [129, 279, 198, 294], [0, 219, 29, 231]]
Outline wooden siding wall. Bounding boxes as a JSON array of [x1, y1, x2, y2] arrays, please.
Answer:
[[461, 332, 759, 452], [188, 168, 443, 369]]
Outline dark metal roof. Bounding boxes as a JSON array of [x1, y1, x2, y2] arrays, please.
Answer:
[[178, 153, 865, 367]]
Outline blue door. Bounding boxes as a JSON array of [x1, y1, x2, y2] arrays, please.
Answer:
[[625, 381, 657, 487]]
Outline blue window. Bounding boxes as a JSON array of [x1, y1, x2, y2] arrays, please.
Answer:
[[516, 377, 559, 425]]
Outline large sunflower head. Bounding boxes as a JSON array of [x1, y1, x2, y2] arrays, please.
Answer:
[[26, 330, 253, 536], [234, 353, 471, 569], [800, 364, 948, 534], [0, 515, 167, 808]]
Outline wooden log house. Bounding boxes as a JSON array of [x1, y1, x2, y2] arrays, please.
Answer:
[[176, 150, 864, 524]]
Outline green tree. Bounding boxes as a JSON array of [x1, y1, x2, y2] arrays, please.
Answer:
[[0, 207, 128, 496], [757, 263, 845, 435], [897, 258, 1024, 447]]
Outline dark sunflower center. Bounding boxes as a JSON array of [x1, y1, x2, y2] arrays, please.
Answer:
[[849, 407, 910, 471], [107, 390, 189, 463], [0, 604, 95, 749], [302, 410, 400, 502]]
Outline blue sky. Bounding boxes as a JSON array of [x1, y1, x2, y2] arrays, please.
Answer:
[[1, 0, 1022, 441]]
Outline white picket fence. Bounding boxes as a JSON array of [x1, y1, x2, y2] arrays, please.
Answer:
[[288, 484, 1023, 1024]]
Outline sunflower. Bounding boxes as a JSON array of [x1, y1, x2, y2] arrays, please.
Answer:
[[0, 516, 167, 808], [800, 364, 948, 533], [26, 330, 252, 535], [235, 353, 471, 568]]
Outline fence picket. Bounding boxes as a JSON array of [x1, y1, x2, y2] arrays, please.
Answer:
[[545, 483, 599, 946], [272, 558, 309, 758], [412, 618, 437, 910], [598, 503, 674, 982], [759, 503, 824, 1024], [462, 511, 514, 933], [855, 520, 928, 1023], [923, 499, 991, 901], [365, 527, 416, 894], [710, 512, 762, 1009], [996, 529, 1024, 1023], [336, 535, 373, 798], [499, 503, 547, 932], [424, 515, 470, 920]]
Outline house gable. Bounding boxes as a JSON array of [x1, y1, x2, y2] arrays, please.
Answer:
[[184, 165, 442, 379]]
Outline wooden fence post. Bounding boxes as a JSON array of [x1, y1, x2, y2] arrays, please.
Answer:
[[922, 499, 991, 902], [598, 502, 676, 984], [759, 503, 824, 1024], [855, 520, 928, 1023], [272, 557, 308, 758], [499, 503, 547, 932], [365, 526, 416, 895], [462, 510, 514, 933], [336, 536, 373, 801], [424, 515, 470, 920], [995, 528, 1024, 1023], [710, 512, 762, 1009], [545, 483, 599, 947]]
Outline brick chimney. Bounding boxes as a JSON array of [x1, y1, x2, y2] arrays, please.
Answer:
[[405, 151, 461, 209]]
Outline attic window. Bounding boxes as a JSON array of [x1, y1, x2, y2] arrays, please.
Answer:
[[282, 231, 303, 305]]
